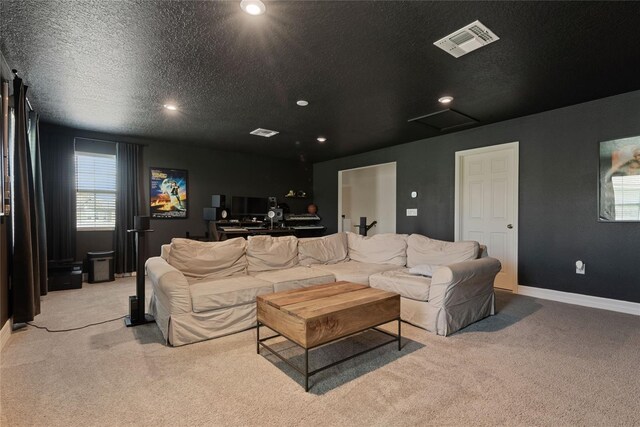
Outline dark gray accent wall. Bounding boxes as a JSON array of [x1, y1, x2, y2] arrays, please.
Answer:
[[314, 90, 640, 304], [142, 140, 311, 256], [76, 231, 113, 265], [40, 124, 312, 262]]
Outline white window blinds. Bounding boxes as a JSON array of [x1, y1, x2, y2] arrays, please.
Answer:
[[75, 151, 117, 230], [612, 174, 640, 220]]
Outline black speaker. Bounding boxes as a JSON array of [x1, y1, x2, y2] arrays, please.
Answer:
[[203, 207, 217, 221], [268, 196, 277, 209], [129, 296, 139, 323], [134, 215, 150, 230], [268, 208, 283, 222], [204, 207, 229, 220], [211, 195, 226, 208]]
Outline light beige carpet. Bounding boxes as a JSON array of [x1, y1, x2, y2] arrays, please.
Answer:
[[1, 277, 639, 426]]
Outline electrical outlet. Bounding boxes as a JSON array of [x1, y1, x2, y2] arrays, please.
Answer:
[[406, 208, 418, 216], [575, 260, 585, 275]]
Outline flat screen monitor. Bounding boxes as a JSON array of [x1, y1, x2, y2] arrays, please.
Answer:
[[231, 196, 268, 217]]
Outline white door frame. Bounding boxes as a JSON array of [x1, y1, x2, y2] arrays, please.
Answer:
[[454, 141, 519, 291], [337, 161, 397, 233]]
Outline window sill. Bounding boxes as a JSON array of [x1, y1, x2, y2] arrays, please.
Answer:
[[77, 228, 115, 232]]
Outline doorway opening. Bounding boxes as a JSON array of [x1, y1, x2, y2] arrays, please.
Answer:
[[338, 162, 397, 236]]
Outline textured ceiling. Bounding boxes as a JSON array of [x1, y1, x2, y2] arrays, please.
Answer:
[[2, 1, 640, 162]]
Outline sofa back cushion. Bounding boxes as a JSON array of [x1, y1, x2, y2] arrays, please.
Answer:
[[167, 237, 247, 279], [347, 232, 408, 266], [247, 235, 299, 273], [298, 233, 349, 266], [406, 234, 479, 268]]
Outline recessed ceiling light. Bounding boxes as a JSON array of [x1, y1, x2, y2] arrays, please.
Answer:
[[317, 137, 327, 143], [163, 104, 178, 111], [240, 0, 266, 15], [438, 96, 454, 104], [296, 100, 309, 107]]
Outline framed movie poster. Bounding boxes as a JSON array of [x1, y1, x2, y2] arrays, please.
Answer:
[[599, 136, 640, 222], [150, 167, 188, 219]]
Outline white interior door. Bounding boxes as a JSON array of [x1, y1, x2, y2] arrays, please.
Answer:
[[456, 143, 518, 291], [338, 162, 396, 235]]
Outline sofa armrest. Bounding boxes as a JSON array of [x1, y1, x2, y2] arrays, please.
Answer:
[[146, 256, 192, 314], [428, 257, 501, 308]]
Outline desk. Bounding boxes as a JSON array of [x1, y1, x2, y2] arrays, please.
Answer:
[[209, 221, 325, 241], [216, 227, 295, 241]]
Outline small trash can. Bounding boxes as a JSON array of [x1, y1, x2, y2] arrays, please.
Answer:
[[87, 251, 115, 283]]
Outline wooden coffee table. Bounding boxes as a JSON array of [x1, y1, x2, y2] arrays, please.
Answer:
[[256, 281, 401, 391]]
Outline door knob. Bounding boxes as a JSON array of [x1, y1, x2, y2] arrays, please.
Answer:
[[507, 224, 513, 229]]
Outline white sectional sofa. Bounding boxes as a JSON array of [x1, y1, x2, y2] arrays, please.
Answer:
[[146, 232, 501, 346], [368, 234, 499, 336], [147, 236, 334, 346]]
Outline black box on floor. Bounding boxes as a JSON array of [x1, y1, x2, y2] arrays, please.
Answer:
[[47, 260, 83, 291], [87, 251, 115, 283], [129, 296, 139, 322]]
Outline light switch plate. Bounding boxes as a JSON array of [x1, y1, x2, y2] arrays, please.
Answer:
[[406, 208, 418, 216]]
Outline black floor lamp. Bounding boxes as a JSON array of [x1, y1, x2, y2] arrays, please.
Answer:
[[125, 216, 155, 327]]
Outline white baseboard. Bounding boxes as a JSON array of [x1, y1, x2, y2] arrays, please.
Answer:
[[517, 286, 640, 316], [0, 319, 12, 352]]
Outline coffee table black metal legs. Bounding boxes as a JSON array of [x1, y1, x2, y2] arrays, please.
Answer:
[[257, 318, 402, 392], [304, 348, 309, 392]]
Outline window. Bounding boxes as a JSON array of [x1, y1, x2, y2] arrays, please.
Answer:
[[76, 151, 117, 230], [612, 174, 640, 220]]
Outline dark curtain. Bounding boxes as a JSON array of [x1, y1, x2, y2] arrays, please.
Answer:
[[28, 111, 48, 296], [11, 77, 45, 323], [40, 128, 76, 261], [114, 143, 143, 274]]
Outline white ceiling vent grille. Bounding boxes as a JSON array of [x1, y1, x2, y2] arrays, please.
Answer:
[[434, 20, 499, 58], [249, 128, 279, 137]]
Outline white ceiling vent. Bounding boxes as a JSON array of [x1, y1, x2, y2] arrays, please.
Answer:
[[434, 20, 499, 58], [249, 128, 279, 137]]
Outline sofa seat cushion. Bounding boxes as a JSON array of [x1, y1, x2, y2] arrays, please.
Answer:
[[298, 233, 349, 266], [347, 232, 408, 266], [253, 266, 335, 292], [408, 264, 436, 277], [407, 234, 479, 268], [168, 237, 247, 280], [190, 276, 273, 312], [369, 269, 432, 302], [311, 261, 402, 285], [247, 235, 299, 273]]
